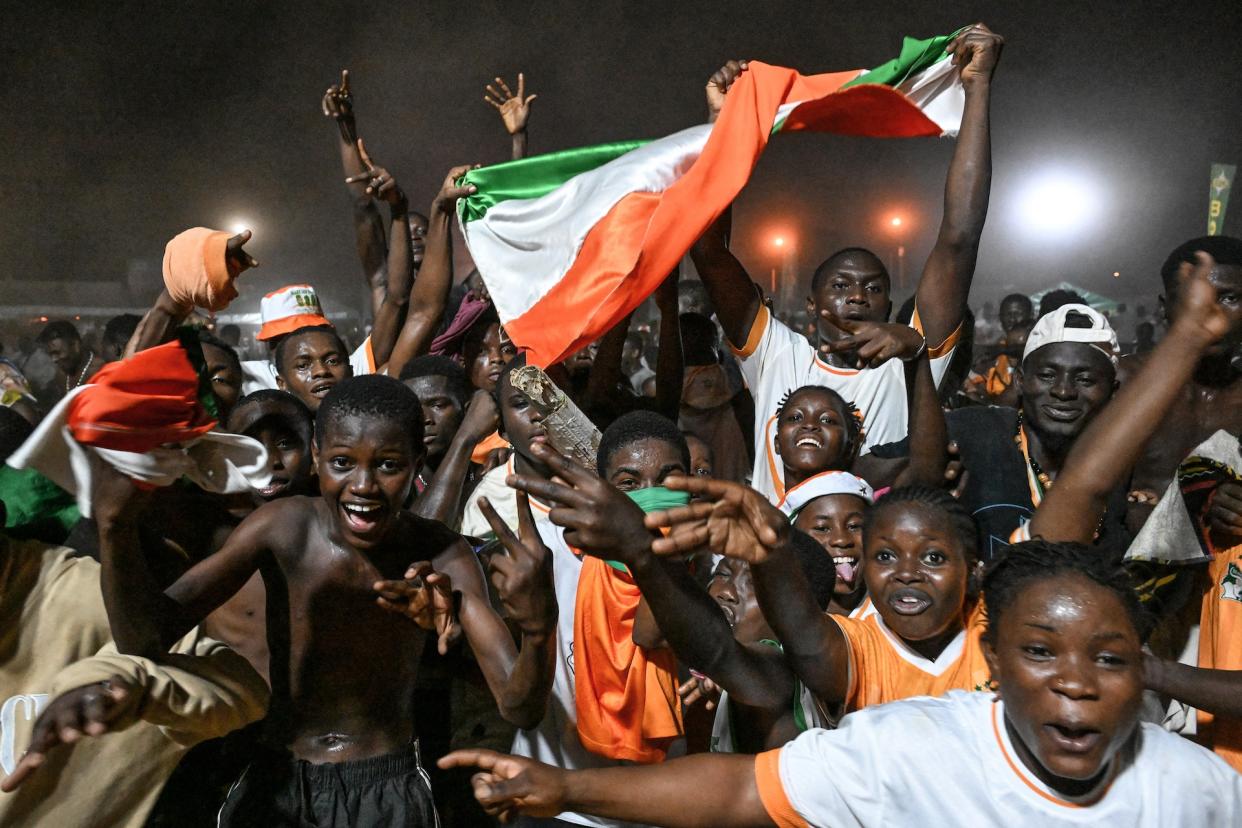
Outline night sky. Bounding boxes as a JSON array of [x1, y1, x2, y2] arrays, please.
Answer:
[[2, 1, 1239, 316]]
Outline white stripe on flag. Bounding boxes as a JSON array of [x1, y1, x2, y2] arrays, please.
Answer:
[[895, 56, 962, 136], [460, 123, 712, 323]]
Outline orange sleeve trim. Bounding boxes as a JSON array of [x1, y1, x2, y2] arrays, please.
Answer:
[[364, 335, 376, 373], [909, 306, 963, 359], [729, 304, 770, 359], [755, 750, 808, 828]]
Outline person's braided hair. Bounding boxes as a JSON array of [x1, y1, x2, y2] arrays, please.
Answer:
[[775, 385, 864, 457], [866, 485, 979, 564], [982, 540, 1153, 644]]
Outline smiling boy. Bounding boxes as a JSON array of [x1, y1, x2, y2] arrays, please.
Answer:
[[94, 375, 466, 825]]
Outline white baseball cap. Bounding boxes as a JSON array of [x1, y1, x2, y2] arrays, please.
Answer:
[[257, 284, 333, 341], [1022, 303, 1119, 366]]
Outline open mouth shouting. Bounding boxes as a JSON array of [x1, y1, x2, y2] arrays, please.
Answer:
[[796, 435, 824, 449], [310, 380, 337, 399], [1043, 721, 1102, 755]]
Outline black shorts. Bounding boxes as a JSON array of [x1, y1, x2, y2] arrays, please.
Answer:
[[217, 741, 439, 827]]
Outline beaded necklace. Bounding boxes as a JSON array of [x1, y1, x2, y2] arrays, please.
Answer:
[[66, 351, 96, 391], [1013, 411, 1051, 506]]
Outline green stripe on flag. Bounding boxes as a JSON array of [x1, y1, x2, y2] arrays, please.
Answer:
[[458, 139, 649, 223], [842, 29, 962, 90]]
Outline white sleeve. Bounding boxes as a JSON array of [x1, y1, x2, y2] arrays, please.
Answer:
[[730, 305, 805, 393], [350, 336, 376, 376], [765, 719, 887, 827]]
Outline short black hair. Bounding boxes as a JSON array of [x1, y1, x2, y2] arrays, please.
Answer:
[[273, 325, 348, 374], [399, 355, 470, 407], [790, 527, 836, 610], [982, 540, 1153, 644], [811, 247, 889, 294], [103, 314, 141, 348], [776, 385, 863, 460], [866, 485, 979, 563], [228, 389, 313, 447], [1159, 235, 1242, 293], [197, 329, 242, 373], [315, 375, 424, 451], [1037, 290, 1087, 319], [37, 320, 80, 345], [596, 410, 690, 477], [0, 406, 34, 463]]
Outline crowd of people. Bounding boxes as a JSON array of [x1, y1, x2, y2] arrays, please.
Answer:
[[3, 22, 1242, 827]]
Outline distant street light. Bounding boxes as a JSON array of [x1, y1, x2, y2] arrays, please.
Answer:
[[890, 216, 903, 228], [885, 214, 907, 289], [773, 236, 785, 248]]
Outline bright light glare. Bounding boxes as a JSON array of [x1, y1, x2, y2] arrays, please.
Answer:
[[890, 216, 903, 227], [229, 219, 252, 235], [1016, 173, 1100, 238], [773, 236, 785, 247]]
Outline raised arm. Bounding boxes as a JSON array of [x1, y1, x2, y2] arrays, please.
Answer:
[[93, 467, 275, 658], [912, 25, 1002, 348], [653, 271, 685, 420], [507, 444, 796, 711], [414, 389, 500, 525], [485, 73, 537, 161], [383, 166, 478, 378], [895, 349, 949, 487], [1029, 253, 1229, 542], [439, 749, 769, 828], [123, 231, 257, 358], [468, 492, 559, 729], [688, 61, 762, 347], [347, 139, 414, 368], [322, 69, 389, 317], [644, 476, 853, 707]]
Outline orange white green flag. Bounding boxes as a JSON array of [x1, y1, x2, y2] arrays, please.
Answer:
[[458, 29, 967, 367]]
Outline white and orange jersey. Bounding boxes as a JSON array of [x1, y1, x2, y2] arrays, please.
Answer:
[[755, 691, 1242, 827], [1198, 543, 1242, 772], [828, 600, 990, 713], [731, 306, 960, 503]]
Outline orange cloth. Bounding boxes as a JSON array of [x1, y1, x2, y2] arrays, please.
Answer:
[[471, 430, 509, 465], [573, 556, 683, 763], [1197, 543, 1242, 772], [162, 227, 236, 312], [983, 353, 1014, 397], [67, 338, 217, 453], [829, 600, 991, 713]]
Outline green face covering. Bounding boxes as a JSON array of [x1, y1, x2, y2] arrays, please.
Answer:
[[624, 486, 690, 515]]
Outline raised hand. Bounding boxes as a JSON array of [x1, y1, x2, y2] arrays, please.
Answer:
[[373, 561, 462, 654], [431, 164, 481, 217], [439, 749, 568, 822], [943, 440, 970, 499], [945, 23, 1004, 89], [506, 442, 654, 565], [1, 677, 134, 792], [705, 59, 749, 123], [817, 310, 926, 369], [479, 492, 557, 636], [224, 229, 259, 277], [1172, 252, 1232, 345], [460, 388, 502, 444], [643, 476, 788, 564], [1208, 480, 1242, 541], [485, 73, 538, 135], [321, 69, 354, 122], [345, 139, 406, 207]]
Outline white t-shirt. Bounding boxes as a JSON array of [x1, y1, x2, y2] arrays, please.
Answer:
[[509, 519, 655, 828], [756, 691, 1242, 827], [732, 306, 958, 503], [239, 337, 375, 397]]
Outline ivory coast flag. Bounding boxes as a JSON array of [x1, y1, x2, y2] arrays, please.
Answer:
[[459, 29, 966, 366]]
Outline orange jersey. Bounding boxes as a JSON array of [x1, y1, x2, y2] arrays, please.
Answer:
[[829, 600, 991, 713], [1198, 543, 1242, 772]]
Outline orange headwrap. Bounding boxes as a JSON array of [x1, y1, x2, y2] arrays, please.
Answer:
[[162, 227, 236, 312]]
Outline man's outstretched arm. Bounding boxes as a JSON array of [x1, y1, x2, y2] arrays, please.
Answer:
[[912, 24, 1002, 349], [440, 749, 772, 827]]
